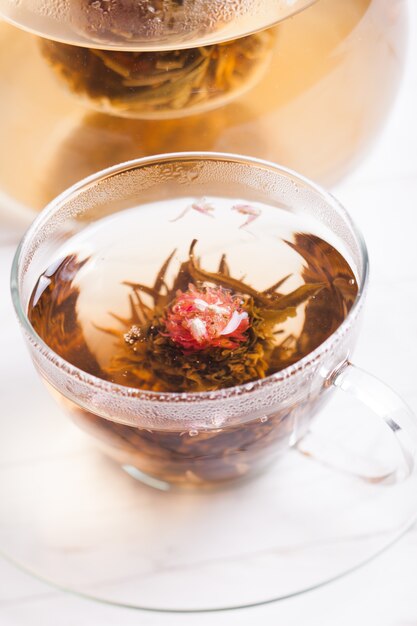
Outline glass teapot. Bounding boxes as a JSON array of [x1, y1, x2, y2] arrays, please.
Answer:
[[0, 0, 407, 212]]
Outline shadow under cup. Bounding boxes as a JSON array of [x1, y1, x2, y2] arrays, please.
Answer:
[[11, 153, 367, 489]]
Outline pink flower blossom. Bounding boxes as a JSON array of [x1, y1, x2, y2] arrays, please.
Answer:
[[171, 198, 215, 222], [232, 203, 261, 228], [163, 284, 250, 351]]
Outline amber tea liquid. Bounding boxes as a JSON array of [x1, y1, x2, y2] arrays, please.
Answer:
[[29, 197, 358, 486]]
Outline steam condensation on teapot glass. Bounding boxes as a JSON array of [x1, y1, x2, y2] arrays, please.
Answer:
[[0, 0, 316, 48]]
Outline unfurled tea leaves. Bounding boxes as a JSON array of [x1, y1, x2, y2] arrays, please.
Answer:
[[102, 238, 333, 392], [40, 30, 273, 117]]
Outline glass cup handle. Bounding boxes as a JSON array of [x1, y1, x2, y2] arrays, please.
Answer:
[[297, 361, 417, 484]]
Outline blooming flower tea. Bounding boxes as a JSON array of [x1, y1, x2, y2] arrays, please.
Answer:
[[28, 196, 358, 486]]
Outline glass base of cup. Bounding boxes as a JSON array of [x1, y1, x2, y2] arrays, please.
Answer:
[[122, 464, 173, 491], [120, 459, 277, 492]]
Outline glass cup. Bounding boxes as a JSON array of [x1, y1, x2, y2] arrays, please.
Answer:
[[10, 153, 417, 490]]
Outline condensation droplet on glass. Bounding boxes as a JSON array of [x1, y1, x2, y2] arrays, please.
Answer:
[[187, 169, 200, 182]]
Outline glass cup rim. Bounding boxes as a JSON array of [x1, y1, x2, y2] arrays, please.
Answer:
[[10, 151, 369, 402]]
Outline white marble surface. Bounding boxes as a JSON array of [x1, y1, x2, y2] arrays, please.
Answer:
[[1, 5, 417, 626]]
